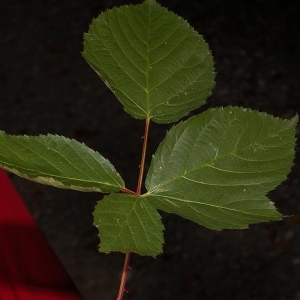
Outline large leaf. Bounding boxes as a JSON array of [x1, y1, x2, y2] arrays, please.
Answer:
[[145, 107, 298, 230], [83, 0, 215, 124], [0, 132, 124, 193], [93, 193, 164, 256]]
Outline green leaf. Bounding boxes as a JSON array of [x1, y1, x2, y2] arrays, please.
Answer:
[[83, 0, 215, 124], [0, 132, 124, 193], [145, 107, 298, 230], [93, 193, 164, 256]]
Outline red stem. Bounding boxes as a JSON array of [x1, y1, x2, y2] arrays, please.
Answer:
[[136, 117, 150, 195], [120, 187, 136, 195], [116, 118, 150, 300], [116, 252, 131, 300]]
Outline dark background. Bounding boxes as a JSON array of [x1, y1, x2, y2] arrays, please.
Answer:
[[1, 1, 299, 299]]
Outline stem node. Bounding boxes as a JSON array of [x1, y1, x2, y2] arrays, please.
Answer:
[[116, 118, 150, 300]]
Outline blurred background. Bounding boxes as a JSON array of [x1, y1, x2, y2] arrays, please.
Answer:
[[0, 0, 299, 299]]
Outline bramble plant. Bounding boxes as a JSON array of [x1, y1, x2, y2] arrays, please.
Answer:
[[0, 0, 298, 299]]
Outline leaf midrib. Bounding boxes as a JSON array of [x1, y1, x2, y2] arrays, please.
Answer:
[[146, 143, 290, 196], [149, 193, 274, 218], [0, 163, 120, 188], [146, 109, 293, 195], [0, 135, 122, 187]]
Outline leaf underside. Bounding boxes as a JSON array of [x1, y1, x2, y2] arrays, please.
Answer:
[[0, 132, 124, 193], [83, 0, 215, 123]]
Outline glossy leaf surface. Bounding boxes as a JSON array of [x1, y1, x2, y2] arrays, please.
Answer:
[[83, 0, 215, 123], [0, 132, 124, 193], [145, 107, 297, 230], [93, 193, 164, 256]]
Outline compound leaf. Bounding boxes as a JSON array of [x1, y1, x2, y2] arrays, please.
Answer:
[[83, 0, 215, 124], [93, 193, 164, 256], [0, 132, 124, 193], [145, 107, 298, 230]]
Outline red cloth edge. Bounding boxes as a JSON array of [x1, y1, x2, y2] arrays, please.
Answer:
[[0, 169, 82, 300]]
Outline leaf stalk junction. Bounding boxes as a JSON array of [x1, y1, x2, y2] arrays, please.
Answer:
[[117, 117, 150, 300]]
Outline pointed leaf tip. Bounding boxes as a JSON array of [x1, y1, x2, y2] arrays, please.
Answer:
[[0, 132, 125, 193], [145, 107, 297, 230]]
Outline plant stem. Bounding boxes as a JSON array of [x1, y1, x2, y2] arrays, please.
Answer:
[[116, 118, 151, 300], [136, 117, 150, 195], [116, 252, 131, 300], [120, 187, 136, 195]]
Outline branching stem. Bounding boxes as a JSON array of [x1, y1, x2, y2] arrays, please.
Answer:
[[116, 118, 151, 300], [120, 187, 136, 195]]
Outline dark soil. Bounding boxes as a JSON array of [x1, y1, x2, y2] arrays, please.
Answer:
[[1, 1, 300, 299]]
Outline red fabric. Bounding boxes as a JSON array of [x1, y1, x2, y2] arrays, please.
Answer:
[[0, 169, 82, 300]]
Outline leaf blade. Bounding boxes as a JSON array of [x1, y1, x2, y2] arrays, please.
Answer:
[[145, 107, 298, 229], [83, 1, 215, 123], [93, 193, 164, 256], [0, 132, 124, 193]]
